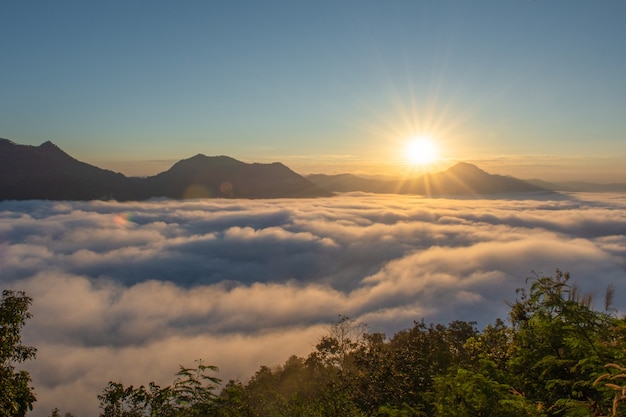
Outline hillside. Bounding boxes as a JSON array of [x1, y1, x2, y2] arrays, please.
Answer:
[[0, 139, 331, 200], [0, 138, 135, 200], [308, 162, 547, 196], [143, 154, 331, 199]]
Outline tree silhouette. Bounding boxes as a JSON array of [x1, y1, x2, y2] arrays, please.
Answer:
[[0, 290, 37, 417]]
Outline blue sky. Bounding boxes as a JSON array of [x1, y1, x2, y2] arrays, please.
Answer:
[[1, 1, 625, 180]]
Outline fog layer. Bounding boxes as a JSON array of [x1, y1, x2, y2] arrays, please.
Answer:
[[1, 192, 625, 416]]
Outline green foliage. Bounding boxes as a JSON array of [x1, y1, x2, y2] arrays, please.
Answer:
[[214, 380, 248, 416], [98, 360, 221, 417], [507, 270, 625, 415], [464, 318, 511, 370], [376, 403, 425, 416], [308, 315, 368, 371], [364, 319, 477, 414], [434, 361, 543, 417], [172, 362, 221, 415], [0, 289, 37, 417]]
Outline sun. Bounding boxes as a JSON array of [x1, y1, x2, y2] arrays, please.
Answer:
[[405, 137, 438, 166]]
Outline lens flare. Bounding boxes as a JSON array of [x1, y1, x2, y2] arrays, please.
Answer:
[[113, 212, 134, 226]]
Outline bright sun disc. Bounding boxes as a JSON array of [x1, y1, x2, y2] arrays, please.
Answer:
[[405, 138, 438, 165]]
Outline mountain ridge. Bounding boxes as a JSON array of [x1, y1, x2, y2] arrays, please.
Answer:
[[308, 162, 548, 196], [0, 140, 331, 200], [0, 138, 134, 200], [3, 139, 622, 201]]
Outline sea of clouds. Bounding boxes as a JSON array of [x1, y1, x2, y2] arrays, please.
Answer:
[[1, 192, 625, 416]]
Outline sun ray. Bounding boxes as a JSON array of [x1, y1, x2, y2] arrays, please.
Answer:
[[405, 137, 438, 166]]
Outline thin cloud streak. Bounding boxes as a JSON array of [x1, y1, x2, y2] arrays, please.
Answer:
[[1, 193, 625, 416]]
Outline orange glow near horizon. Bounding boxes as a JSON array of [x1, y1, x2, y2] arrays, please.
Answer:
[[353, 79, 464, 177]]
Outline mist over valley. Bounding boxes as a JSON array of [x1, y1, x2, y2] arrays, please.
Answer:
[[1, 192, 625, 415]]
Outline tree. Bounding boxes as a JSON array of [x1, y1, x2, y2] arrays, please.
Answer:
[[97, 382, 149, 417], [432, 271, 626, 417], [214, 380, 249, 417], [0, 290, 37, 417], [98, 361, 221, 417], [434, 360, 543, 417], [367, 320, 477, 414], [241, 353, 363, 417], [309, 315, 368, 371], [507, 270, 625, 415], [170, 361, 221, 416], [434, 318, 544, 416], [463, 318, 511, 371], [305, 316, 369, 416]]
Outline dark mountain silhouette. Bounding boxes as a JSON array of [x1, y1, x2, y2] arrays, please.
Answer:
[[308, 162, 548, 195], [142, 154, 331, 199], [0, 139, 331, 201], [7, 138, 621, 201], [0, 138, 135, 200]]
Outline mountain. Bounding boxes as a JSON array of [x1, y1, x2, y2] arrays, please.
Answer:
[[0, 139, 331, 201], [0, 138, 135, 200], [402, 162, 547, 195], [142, 154, 331, 199], [306, 173, 392, 194], [8, 138, 620, 201], [308, 162, 548, 196]]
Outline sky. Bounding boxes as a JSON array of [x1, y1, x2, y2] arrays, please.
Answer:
[[1, 193, 626, 415], [1, 1, 625, 181]]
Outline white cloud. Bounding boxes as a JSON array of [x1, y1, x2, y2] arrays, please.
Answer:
[[1, 192, 625, 416]]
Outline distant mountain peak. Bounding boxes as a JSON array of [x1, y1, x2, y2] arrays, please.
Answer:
[[308, 161, 547, 196], [170, 154, 243, 172], [39, 140, 65, 152], [446, 162, 486, 175], [184, 154, 239, 162]]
